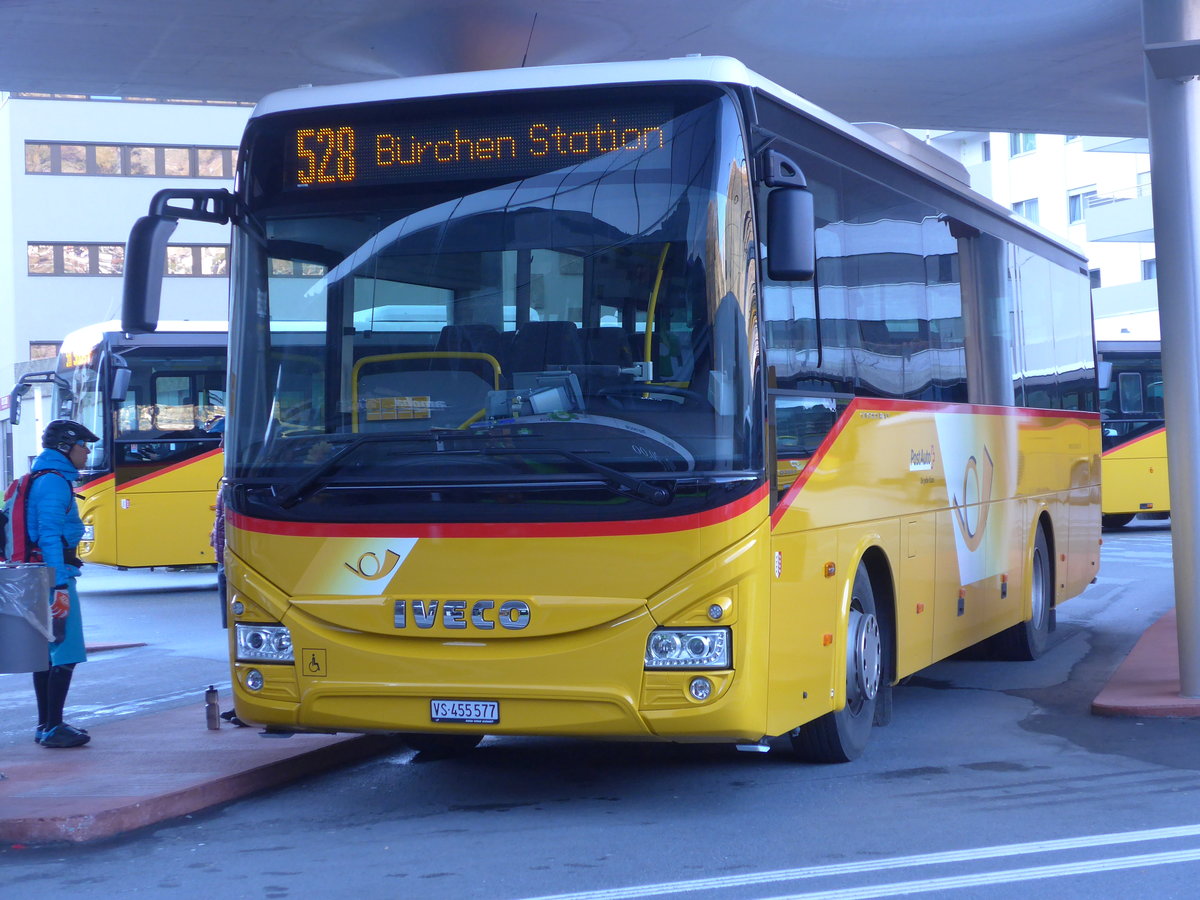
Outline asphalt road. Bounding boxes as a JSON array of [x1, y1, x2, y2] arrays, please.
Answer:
[[2, 518, 1198, 899]]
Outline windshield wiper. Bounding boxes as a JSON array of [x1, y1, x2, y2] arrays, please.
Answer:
[[272, 433, 442, 508], [483, 447, 674, 506], [273, 433, 676, 509]]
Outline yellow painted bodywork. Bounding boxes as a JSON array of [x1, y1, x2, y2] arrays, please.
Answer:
[[1101, 428, 1170, 516], [77, 452, 224, 568], [228, 399, 1101, 742]]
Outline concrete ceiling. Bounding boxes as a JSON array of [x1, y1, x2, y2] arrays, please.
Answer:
[[0, 0, 1149, 137]]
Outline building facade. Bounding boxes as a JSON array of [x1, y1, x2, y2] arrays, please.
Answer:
[[0, 93, 251, 482], [924, 129, 1158, 320]]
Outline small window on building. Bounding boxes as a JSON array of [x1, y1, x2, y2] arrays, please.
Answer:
[[1089, 268, 1102, 289], [1068, 187, 1097, 224], [1012, 198, 1040, 223], [59, 145, 87, 174], [201, 245, 228, 275], [29, 341, 62, 360], [98, 245, 125, 275], [981, 139, 990, 162], [1009, 133, 1037, 156], [27, 244, 55, 274], [197, 148, 225, 178], [25, 144, 51, 173], [166, 246, 195, 275], [62, 245, 91, 274], [163, 147, 191, 176], [94, 145, 123, 175], [1143, 258, 1157, 280], [129, 147, 157, 176]]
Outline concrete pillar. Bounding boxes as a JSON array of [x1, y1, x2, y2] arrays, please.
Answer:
[[1142, 0, 1200, 696]]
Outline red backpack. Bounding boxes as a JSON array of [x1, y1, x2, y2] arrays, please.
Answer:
[[0, 470, 68, 563]]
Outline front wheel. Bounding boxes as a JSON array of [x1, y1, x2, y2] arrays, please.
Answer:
[[791, 563, 884, 763]]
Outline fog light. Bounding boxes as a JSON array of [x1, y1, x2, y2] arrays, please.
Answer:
[[707, 604, 723, 621], [231, 600, 245, 616], [81, 525, 95, 542], [689, 676, 713, 701], [245, 668, 264, 691]]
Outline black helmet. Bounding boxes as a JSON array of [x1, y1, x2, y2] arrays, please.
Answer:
[[42, 419, 100, 453]]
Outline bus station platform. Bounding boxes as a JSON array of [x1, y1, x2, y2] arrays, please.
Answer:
[[0, 694, 402, 845], [0, 611, 1196, 846]]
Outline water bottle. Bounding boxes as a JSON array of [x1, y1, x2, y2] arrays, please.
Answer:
[[205, 685, 220, 730]]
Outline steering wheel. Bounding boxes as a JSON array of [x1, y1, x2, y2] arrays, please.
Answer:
[[597, 384, 708, 409]]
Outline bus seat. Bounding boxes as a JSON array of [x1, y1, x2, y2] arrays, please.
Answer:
[[508, 321, 584, 372], [436, 323, 503, 359], [583, 327, 634, 367]]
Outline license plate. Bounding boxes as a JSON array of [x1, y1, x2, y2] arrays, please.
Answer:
[[430, 699, 499, 724]]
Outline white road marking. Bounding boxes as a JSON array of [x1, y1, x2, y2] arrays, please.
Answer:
[[759, 847, 1200, 899], [519, 823, 1200, 900]]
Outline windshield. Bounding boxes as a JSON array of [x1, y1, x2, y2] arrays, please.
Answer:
[[229, 85, 761, 523], [1099, 350, 1163, 451], [55, 349, 109, 473], [55, 339, 227, 477]]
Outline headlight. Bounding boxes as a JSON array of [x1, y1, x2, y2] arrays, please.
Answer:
[[81, 525, 95, 542], [235, 624, 294, 663], [644, 628, 730, 669]]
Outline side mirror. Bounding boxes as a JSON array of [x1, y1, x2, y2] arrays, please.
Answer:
[[762, 150, 815, 282], [111, 365, 132, 403], [122, 214, 177, 334], [122, 188, 235, 334], [767, 188, 816, 282], [8, 387, 24, 426], [8, 371, 70, 426]]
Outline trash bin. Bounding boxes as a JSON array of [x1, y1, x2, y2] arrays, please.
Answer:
[[0, 564, 53, 673]]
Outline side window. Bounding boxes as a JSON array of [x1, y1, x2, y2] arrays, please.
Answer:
[[152, 374, 198, 431], [766, 148, 965, 402], [1118, 372, 1144, 414]]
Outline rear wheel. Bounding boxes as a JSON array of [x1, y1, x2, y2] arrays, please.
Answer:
[[1102, 513, 1135, 529], [791, 563, 883, 763], [398, 733, 483, 758], [992, 526, 1052, 661]]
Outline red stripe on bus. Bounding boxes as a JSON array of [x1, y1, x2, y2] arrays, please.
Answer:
[[78, 472, 115, 492], [847, 397, 1100, 421], [228, 484, 769, 539], [119, 448, 223, 490], [1101, 425, 1167, 456], [771, 397, 859, 528]]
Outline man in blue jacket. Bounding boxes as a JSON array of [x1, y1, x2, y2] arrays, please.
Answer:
[[29, 419, 98, 749]]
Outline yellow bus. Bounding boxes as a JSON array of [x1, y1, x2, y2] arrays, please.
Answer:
[[1095, 311, 1168, 528], [12, 321, 227, 568], [121, 57, 1100, 761]]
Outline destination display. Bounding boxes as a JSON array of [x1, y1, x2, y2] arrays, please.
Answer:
[[286, 104, 674, 189]]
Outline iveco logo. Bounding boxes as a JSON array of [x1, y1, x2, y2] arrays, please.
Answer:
[[393, 599, 531, 631]]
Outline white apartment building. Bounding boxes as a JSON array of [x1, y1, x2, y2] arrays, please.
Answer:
[[925, 129, 1158, 320], [0, 93, 251, 482]]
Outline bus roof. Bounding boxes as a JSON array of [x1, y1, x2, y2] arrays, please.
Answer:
[[251, 56, 1084, 263], [59, 320, 228, 356], [1094, 310, 1161, 344]]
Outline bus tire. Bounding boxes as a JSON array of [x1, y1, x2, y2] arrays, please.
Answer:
[[993, 526, 1052, 661], [791, 562, 882, 763], [399, 733, 483, 758], [1102, 513, 1135, 529]]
